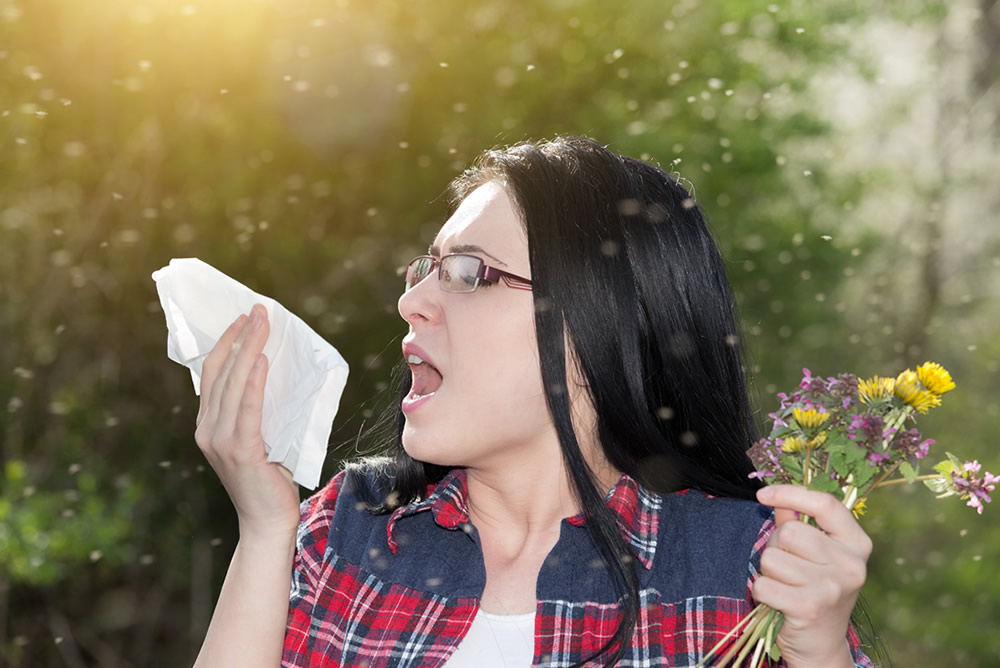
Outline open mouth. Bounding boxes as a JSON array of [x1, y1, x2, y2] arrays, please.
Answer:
[[406, 354, 443, 402]]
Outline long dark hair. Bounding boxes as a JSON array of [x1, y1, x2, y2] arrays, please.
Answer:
[[358, 136, 763, 665]]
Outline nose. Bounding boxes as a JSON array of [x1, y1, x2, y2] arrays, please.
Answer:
[[397, 269, 443, 326]]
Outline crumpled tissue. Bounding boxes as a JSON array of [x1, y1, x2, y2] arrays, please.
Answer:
[[151, 258, 349, 490]]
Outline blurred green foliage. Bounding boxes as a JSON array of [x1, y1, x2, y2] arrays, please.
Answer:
[[1, 0, 997, 665]]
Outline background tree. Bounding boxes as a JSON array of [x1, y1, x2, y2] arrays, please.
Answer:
[[1, 0, 996, 665]]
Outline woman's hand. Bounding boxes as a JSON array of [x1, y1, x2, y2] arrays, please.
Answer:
[[753, 485, 872, 668], [194, 304, 301, 542]]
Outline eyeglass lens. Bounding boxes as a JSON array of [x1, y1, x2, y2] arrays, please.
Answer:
[[405, 255, 482, 293]]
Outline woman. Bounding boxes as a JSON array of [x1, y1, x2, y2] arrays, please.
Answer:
[[192, 137, 874, 667]]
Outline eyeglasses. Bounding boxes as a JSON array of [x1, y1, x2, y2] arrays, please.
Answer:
[[404, 254, 533, 293]]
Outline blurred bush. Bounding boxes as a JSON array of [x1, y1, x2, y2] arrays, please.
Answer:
[[1, 0, 997, 665]]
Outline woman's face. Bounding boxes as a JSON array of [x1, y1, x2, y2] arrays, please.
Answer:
[[397, 182, 558, 470]]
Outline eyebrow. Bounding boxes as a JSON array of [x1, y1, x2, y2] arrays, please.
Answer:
[[428, 243, 509, 267]]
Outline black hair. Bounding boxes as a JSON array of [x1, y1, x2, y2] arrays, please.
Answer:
[[358, 136, 764, 665]]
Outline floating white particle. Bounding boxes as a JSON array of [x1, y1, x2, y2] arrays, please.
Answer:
[[803, 169, 812, 176], [821, 235, 832, 241], [795, 27, 805, 34], [63, 141, 86, 157], [439, 62, 449, 67], [526, 64, 535, 71], [89, 550, 103, 562]]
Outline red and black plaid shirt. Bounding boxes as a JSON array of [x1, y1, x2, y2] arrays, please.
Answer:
[[282, 462, 872, 667]]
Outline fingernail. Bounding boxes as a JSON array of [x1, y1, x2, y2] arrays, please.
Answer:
[[756, 486, 774, 502], [251, 308, 262, 329], [253, 354, 264, 369]]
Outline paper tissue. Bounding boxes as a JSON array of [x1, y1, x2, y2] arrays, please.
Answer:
[[151, 258, 349, 490]]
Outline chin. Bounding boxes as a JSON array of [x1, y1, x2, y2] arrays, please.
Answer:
[[400, 427, 461, 469]]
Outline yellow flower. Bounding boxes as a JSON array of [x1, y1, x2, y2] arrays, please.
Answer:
[[917, 361, 956, 396], [793, 407, 830, 429], [858, 376, 895, 404], [894, 369, 942, 414], [809, 431, 828, 449], [852, 498, 867, 519], [780, 436, 806, 452]]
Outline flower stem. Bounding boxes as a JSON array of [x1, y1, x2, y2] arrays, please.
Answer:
[[873, 474, 944, 488], [696, 604, 763, 667], [866, 459, 902, 494]]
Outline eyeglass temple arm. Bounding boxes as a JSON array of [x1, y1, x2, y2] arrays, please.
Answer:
[[481, 265, 533, 290]]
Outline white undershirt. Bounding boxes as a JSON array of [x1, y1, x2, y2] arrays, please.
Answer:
[[443, 608, 536, 667]]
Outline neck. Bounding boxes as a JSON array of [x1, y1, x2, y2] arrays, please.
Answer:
[[464, 443, 622, 558]]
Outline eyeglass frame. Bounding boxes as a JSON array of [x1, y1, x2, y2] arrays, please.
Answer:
[[404, 253, 533, 293]]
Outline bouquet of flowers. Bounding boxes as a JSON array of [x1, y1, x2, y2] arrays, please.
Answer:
[[698, 362, 996, 667]]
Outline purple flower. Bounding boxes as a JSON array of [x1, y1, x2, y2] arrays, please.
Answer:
[[950, 461, 998, 515]]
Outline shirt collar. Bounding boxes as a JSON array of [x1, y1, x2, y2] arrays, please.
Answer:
[[385, 469, 661, 570]]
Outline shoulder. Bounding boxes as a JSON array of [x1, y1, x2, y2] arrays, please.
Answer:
[[648, 489, 774, 600], [296, 457, 396, 559]]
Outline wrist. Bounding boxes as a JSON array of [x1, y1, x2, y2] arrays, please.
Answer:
[[786, 639, 854, 668], [238, 518, 298, 550]]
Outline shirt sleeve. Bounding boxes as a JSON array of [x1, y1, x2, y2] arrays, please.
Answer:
[[282, 470, 346, 666], [747, 514, 875, 668]]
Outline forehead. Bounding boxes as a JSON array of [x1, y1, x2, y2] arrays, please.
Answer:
[[431, 182, 526, 261]]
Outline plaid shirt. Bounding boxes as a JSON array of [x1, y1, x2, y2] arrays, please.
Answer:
[[283, 463, 872, 667]]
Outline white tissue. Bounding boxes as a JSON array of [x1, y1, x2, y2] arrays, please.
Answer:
[[151, 258, 349, 490]]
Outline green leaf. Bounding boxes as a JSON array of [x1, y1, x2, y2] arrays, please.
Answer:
[[933, 460, 957, 476], [842, 439, 867, 464], [923, 477, 953, 495], [769, 641, 783, 662], [852, 462, 877, 488], [808, 475, 841, 494], [899, 460, 918, 483], [945, 452, 963, 469]]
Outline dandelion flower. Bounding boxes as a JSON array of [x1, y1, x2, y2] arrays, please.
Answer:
[[917, 362, 956, 396], [809, 431, 828, 448], [793, 406, 830, 429], [852, 498, 867, 518], [858, 376, 895, 404], [780, 436, 805, 452], [895, 369, 942, 414]]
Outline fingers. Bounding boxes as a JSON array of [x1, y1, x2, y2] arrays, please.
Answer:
[[756, 485, 872, 559], [215, 306, 270, 431], [196, 305, 269, 439], [197, 313, 247, 426], [766, 519, 834, 565], [234, 352, 268, 444]]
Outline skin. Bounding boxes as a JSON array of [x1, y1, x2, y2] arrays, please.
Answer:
[[192, 180, 871, 665], [192, 305, 300, 667], [397, 181, 617, 613], [755, 485, 872, 668]]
